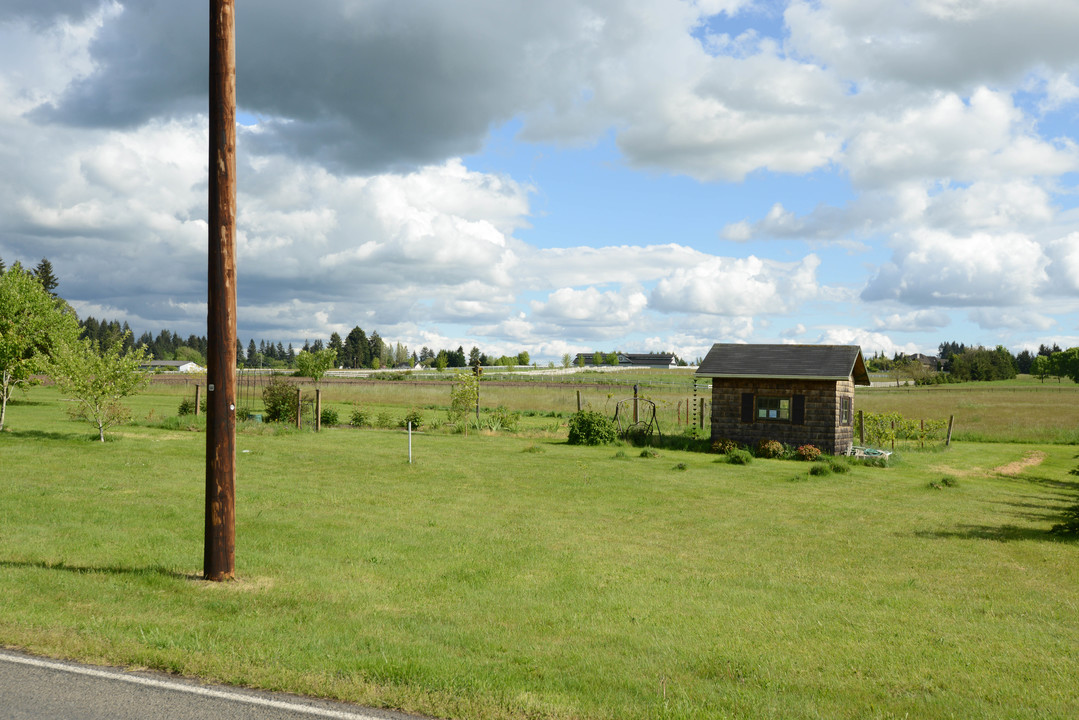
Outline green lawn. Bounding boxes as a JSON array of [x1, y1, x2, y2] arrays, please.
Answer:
[[1, 386, 1077, 719]]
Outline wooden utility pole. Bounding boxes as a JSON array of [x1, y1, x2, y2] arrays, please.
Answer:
[[205, 0, 237, 582]]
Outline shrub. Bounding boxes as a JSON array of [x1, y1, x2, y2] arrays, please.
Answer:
[[827, 457, 851, 474], [795, 444, 822, 462], [567, 410, 618, 446], [178, 398, 195, 416], [349, 408, 369, 427], [489, 405, 520, 432], [674, 462, 688, 471], [756, 439, 784, 459], [399, 408, 423, 429], [640, 449, 659, 459], [262, 375, 298, 423], [320, 407, 339, 426], [711, 438, 739, 455], [809, 462, 832, 476], [727, 448, 753, 465], [236, 406, 252, 422], [374, 411, 394, 429]]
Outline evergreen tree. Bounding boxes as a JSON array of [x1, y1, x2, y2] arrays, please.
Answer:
[[344, 327, 368, 368], [469, 346, 482, 366], [287, 343, 296, 366], [328, 332, 344, 358], [369, 331, 385, 369], [0, 256, 5, 275], [33, 258, 59, 297], [247, 339, 257, 366]]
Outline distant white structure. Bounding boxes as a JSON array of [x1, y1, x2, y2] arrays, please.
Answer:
[[143, 360, 204, 373], [572, 353, 678, 369]]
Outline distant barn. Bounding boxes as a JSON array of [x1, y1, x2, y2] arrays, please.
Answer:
[[695, 344, 870, 455]]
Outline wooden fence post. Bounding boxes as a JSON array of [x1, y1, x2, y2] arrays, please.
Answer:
[[315, 388, 321, 432], [576, 389, 581, 412], [296, 387, 302, 429], [858, 409, 863, 446], [946, 414, 954, 446], [195, 384, 201, 417], [699, 398, 705, 430]]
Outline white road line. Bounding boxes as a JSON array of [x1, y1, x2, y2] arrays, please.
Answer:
[[0, 650, 386, 720]]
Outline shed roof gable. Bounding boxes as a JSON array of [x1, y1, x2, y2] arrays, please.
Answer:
[[694, 343, 870, 386]]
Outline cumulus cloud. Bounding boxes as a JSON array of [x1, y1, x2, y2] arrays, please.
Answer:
[[862, 229, 1048, 307], [812, 327, 922, 358], [872, 309, 951, 333], [968, 308, 1056, 332], [785, 0, 1079, 91], [650, 254, 821, 315]]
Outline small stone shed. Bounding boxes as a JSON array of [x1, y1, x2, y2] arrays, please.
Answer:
[[695, 343, 871, 455]]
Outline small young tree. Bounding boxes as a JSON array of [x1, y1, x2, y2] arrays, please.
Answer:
[[50, 333, 150, 441], [262, 375, 299, 423], [0, 264, 79, 431], [448, 370, 479, 422], [561, 352, 571, 368], [293, 347, 337, 383]]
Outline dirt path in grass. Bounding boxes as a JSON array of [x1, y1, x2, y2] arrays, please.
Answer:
[[932, 450, 1047, 478], [992, 451, 1047, 476]]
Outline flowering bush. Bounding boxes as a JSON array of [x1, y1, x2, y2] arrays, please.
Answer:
[[711, 438, 740, 455], [756, 439, 784, 459], [795, 444, 822, 461]]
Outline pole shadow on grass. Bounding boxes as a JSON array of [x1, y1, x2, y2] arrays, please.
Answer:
[[0, 559, 192, 581]]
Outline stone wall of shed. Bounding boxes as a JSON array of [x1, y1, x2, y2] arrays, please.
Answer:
[[709, 378, 856, 455]]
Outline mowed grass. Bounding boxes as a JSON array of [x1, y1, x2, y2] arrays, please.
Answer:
[[1, 386, 1078, 719]]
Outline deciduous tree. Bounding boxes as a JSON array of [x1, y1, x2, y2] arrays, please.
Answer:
[[50, 332, 150, 441], [0, 265, 79, 430], [293, 348, 337, 384]]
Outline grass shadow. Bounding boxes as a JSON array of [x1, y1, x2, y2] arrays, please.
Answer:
[[0, 559, 195, 581]]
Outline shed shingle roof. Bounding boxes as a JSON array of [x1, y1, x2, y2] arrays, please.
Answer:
[[694, 344, 870, 386]]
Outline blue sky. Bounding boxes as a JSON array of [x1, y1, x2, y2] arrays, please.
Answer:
[[1, 0, 1078, 363]]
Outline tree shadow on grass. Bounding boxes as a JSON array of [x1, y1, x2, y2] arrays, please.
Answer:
[[1019, 473, 1079, 493], [915, 524, 1075, 543], [0, 559, 195, 581], [1, 429, 84, 441]]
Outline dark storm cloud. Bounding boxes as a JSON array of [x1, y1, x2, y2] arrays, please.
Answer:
[[29, 0, 594, 172]]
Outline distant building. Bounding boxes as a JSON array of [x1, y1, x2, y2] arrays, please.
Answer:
[[572, 353, 677, 369], [142, 360, 204, 373], [695, 343, 870, 455]]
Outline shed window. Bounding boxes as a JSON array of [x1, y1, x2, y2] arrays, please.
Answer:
[[756, 396, 790, 421], [840, 396, 852, 425]]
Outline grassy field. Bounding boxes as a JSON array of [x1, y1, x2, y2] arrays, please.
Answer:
[[156, 369, 1079, 445], [1, 381, 1078, 719]]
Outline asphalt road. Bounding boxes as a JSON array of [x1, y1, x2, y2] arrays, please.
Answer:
[[0, 649, 425, 720]]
